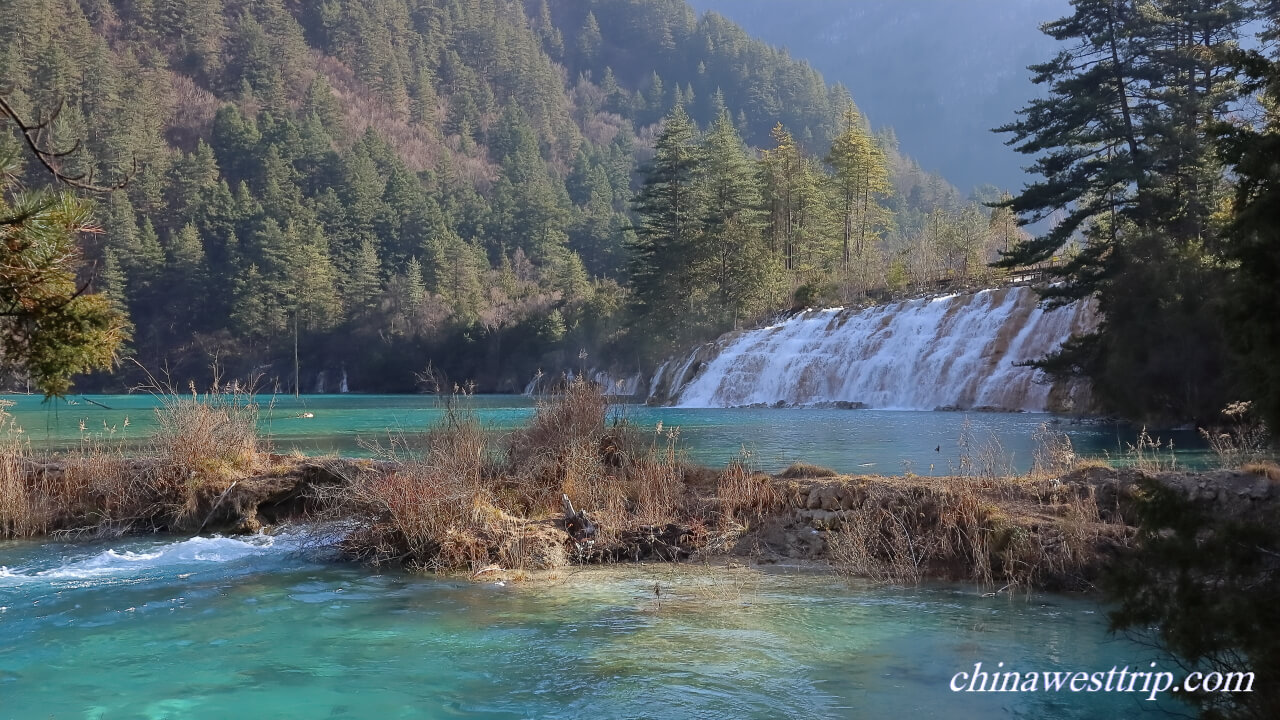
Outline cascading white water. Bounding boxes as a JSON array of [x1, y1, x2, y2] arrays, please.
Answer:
[[653, 286, 1095, 411]]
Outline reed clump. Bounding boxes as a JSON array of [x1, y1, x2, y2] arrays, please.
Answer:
[[1199, 401, 1272, 470], [718, 451, 784, 526]]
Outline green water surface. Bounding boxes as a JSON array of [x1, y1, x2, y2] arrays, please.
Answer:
[[3, 394, 1207, 474]]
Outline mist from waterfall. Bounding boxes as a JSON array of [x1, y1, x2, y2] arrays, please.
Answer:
[[653, 286, 1095, 411]]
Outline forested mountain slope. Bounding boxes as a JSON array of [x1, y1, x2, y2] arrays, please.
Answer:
[[0, 0, 989, 393]]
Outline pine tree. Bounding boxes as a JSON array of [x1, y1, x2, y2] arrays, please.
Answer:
[[291, 231, 343, 333], [826, 105, 891, 295], [302, 74, 344, 135], [1218, 6, 1280, 430], [345, 238, 383, 317], [628, 106, 701, 351], [99, 249, 132, 330], [762, 123, 837, 296], [697, 110, 776, 329], [578, 11, 602, 65], [996, 0, 1253, 422], [130, 218, 167, 294], [0, 152, 127, 396]]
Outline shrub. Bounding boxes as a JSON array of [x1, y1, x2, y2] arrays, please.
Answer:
[[1198, 401, 1271, 469], [151, 382, 264, 478], [779, 462, 839, 479], [719, 451, 782, 526], [506, 375, 609, 512]]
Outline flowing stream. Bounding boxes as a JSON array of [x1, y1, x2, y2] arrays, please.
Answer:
[[0, 533, 1183, 719]]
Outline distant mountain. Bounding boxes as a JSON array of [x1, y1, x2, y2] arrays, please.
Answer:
[[686, 0, 1070, 196]]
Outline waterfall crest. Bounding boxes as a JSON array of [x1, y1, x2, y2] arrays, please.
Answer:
[[651, 286, 1095, 411]]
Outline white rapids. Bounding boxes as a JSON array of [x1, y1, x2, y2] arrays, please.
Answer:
[[0, 533, 299, 586], [652, 286, 1096, 411]]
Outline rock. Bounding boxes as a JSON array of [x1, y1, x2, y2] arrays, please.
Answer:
[[1250, 477, 1271, 500], [806, 490, 823, 510], [820, 492, 841, 512], [836, 485, 858, 509], [232, 514, 262, 535], [808, 509, 838, 530]]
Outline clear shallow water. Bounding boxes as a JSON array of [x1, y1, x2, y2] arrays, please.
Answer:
[[4, 394, 1208, 474], [0, 534, 1182, 719]]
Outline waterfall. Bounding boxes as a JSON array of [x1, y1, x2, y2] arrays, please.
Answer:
[[339, 368, 349, 394], [523, 374, 541, 396], [651, 286, 1096, 411]]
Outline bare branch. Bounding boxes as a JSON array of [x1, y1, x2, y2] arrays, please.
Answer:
[[0, 94, 136, 193]]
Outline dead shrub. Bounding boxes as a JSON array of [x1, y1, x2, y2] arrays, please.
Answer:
[[151, 382, 264, 478], [1199, 401, 1271, 469], [718, 450, 782, 527], [1032, 422, 1078, 478], [506, 375, 609, 511], [332, 411, 492, 569], [830, 479, 989, 585]]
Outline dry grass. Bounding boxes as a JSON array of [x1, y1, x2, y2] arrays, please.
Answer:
[[1032, 422, 1078, 478], [1199, 401, 1272, 470], [827, 473, 1119, 589], [828, 476, 990, 585], [0, 382, 269, 540], [1243, 461, 1280, 483], [1121, 427, 1179, 473], [152, 383, 264, 477], [626, 433, 685, 528], [718, 450, 783, 527], [779, 462, 839, 479], [328, 376, 698, 572], [0, 401, 33, 537], [955, 417, 1016, 483]]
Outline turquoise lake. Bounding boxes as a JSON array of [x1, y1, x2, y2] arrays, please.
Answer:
[[2, 394, 1206, 474], [0, 533, 1186, 719], [0, 395, 1200, 718]]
